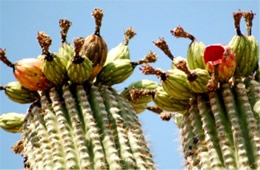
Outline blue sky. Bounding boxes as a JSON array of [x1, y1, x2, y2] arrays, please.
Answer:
[[0, 0, 259, 169]]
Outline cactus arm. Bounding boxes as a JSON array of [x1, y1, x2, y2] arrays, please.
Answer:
[[76, 85, 107, 169], [235, 80, 260, 168], [197, 95, 224, 169], [23, 104, 55, 169], [188, 99, 211, 170], [180, 111, 201, 169], [88, 85, 122, 169], [39, 92, 68, 169], [208, 91, 237, 169], [221, 83, 251, 169], [49, 87, 82, 169], [62, 85, 92, 169], [99, 86, 137, 169], [114, 93, 156, 169]]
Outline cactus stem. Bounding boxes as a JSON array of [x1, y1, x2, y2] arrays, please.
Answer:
[[243, 11, 255, 36], [92, 8, 104, 36], [114, 93, 155, 169], [100, 87, 137, 169], [170, 25, 196, 42], [188, 98, 211, 170], [49, 87, 82, 169], [221, 83, 251, 169], [59, 19, 72, 43], [88, 85, 122, 169], [233, 10, 243, 36], [234, 79, 260, 169], [123, 27, 136, 45], [180, 111, 200, 168], [62, 85, 92, 169], [197, 95, 224, 169], [0, 48, 15, 68], [208, 91, 237, 169], [153, 38, 174, 60], [76, 85, 107, 169], [140, 64, 168, 81]]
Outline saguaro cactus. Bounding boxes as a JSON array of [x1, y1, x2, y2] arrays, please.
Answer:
[[19, 84, 155, 170]]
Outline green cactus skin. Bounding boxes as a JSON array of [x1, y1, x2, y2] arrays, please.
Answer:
[[188, 99, 211, 170], [176, 80, 260, 170], [113, 92, 155, 169], [100, 86, 136, 169], [234, 79, 260, 169], [180, 111, 201, 169], [208, 91, 237, 169], [76, 85, 107, 169], [221, 83, 251, 169], [197, 95, 224, 169], [19, 84, 154, 169], [244, 78, 260, 128]]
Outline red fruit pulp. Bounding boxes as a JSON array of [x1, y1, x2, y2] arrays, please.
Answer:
[[204, 44, 236, 82]]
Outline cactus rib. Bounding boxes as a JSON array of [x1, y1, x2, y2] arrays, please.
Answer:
[[197, 95, 224, 169], [188, 99, 211, 170]]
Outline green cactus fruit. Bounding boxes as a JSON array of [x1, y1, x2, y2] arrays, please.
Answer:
[[162, 69, 192, 100], [187, 41, 206, 70], [80, 8, 108, 81], [0, 112, 25, 133], [66, 38, 93, 84], [105, 27, 136, 64], [153, 87, 189, 113], [243, 36, 259, 75], [229, 11, 259, 77], [1, 81, 39, 104], [141, 64, 192, 100], [174, 59, 210, 93], [121, 79, 159, 104], [187, 69, 211, 93], [37, 32, 67, 85], [204, 44, 236, 82], [97, 59, 134, 86], [19, 84, 155, 169], [171, 26, 206, 70], [98, 52, 157, 86], [241, 11, 259, 76]]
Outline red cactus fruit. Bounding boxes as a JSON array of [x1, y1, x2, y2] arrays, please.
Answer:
[[14, 58, 51, 91], [204, 44, 236, 82]]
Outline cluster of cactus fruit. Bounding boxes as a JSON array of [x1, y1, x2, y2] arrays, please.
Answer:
[[0, 8, 259, 170]]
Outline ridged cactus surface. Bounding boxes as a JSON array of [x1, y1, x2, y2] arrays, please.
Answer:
[[177, 79, 260, 170], [21, 84, 155, 170]]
